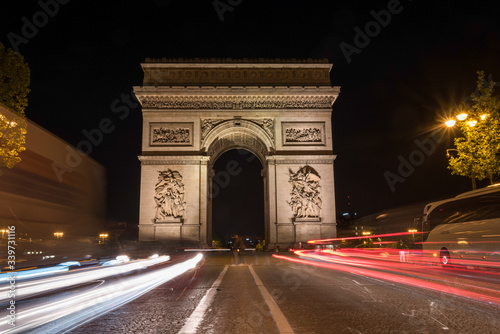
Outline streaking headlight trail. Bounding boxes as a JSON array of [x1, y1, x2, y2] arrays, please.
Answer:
[[0, 255, 171, 303], [0, 253, 203, 334]]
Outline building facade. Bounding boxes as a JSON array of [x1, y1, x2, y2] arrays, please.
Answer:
[[0, 102, 106, 238]]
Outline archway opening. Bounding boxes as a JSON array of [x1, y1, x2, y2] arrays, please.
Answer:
[[211, 149, 264, 248]]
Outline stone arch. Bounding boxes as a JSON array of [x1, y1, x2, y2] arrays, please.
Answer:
[[203, 120, 274, 245], [202, 119, 275, 164]]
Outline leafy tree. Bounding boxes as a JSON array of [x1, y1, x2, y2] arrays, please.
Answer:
[[0, 42, 29, 173], [448, 71, 500, 188]]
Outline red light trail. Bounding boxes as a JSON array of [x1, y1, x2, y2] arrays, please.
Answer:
[[273, 250, 500, 306]]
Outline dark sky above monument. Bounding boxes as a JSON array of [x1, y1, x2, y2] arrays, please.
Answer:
[[2, 1, 500, 234]]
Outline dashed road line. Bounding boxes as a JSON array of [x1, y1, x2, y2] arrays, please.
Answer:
[[179, 265, 228, 334], [248, 265, 295, 334]]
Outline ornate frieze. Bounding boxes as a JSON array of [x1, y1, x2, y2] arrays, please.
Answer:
[[287, 166, 322, 219], [266, 155, 336, 165], [138, 156, 209, 165], [282, 122, 325, 146], [150, 122, 193, 146], [154, 170, 186, 219], [139, 95, 335, 110]]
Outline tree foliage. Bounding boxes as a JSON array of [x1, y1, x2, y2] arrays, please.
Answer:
[[0, 41, 30, 172], [448, 71, 500, 188]]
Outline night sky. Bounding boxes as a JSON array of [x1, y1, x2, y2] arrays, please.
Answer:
[[2, 1, 500, 237]]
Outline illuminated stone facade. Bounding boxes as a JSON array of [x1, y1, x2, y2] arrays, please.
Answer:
[[135, 59, 340, 248]]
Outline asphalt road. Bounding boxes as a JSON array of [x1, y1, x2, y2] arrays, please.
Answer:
[[68, 251, 500, 334]]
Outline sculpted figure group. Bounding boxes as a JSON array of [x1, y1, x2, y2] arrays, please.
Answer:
[[288, 166, 322, 218], [285, 127, 322, 143], [154, 170, 186, 219]]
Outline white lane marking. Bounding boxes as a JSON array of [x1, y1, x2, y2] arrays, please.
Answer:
[[248, 265, 295, 334], [179, 265, 229, 334]]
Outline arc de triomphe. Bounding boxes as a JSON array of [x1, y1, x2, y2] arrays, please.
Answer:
[[134, 59, 340, 249]]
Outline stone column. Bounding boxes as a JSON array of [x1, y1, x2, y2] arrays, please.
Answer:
[[266, 157, 278, 248], [199, 157, 210, 246]]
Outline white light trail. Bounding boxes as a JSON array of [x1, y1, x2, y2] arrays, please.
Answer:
[[0, 254, 203, 333], [0, 256, 171, 303]]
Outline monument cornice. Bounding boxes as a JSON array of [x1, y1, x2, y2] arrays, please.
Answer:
[[140, 61, 334, 86], [136, 94, 337, 110], [134, 85, 339, 94], [144, 57, 331, 64]]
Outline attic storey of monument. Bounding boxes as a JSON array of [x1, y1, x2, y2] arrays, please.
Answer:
[[134, 58, 340, 249]]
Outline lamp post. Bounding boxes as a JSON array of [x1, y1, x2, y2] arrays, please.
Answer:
[[99, 233, 109, 244], [408, 229, 417, 242], [444, 113, 485, 190]]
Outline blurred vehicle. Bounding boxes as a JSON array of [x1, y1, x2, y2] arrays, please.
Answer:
[[420, 184, 500, 267]]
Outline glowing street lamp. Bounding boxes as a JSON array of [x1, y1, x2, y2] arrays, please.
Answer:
[[445, 120, 456, 127], [445, 112, 490, 129], [54, 232, 64, 239], [408, 229, 417, 241], [99, 233, 109, 244], [1, 229, 8, 240]]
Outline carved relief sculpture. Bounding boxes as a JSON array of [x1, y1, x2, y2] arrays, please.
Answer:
[[252, 118, 274, 140], [201, 118, 274, 141], [154, 170, 186, 219], [287, 166, 322, 218], [201, 119, 225, 141], [282, 122, 325, 145], [153, 127, 190, 144], [150, 123, 193, 146], [285, 127, 321, 142]]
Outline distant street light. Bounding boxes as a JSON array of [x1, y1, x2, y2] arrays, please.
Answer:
[[54, 232, 64, 239], [408, 229, 417, 241], [99, 233, 109, 244], [1, 229, 8, 240]]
